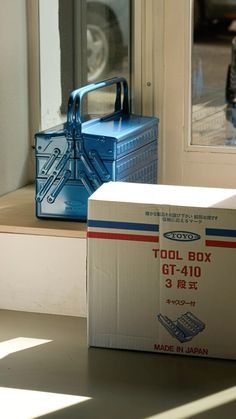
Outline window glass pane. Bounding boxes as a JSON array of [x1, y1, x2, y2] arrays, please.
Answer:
[[85, 0, 130, 116], [192, 0, 236, 146], [59, 0, 130, 118]]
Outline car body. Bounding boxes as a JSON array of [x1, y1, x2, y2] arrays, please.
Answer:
[[87, 0, 129, 45], [195, 0, 236, 30], [204, 0, 236, 21]]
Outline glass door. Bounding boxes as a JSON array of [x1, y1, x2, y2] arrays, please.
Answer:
[[192, 0, 236, 146], [160, 0, 236, 189]]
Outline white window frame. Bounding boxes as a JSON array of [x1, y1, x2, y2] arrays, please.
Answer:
[[28, 0, 165, 181], [29, 0, 236, 188]]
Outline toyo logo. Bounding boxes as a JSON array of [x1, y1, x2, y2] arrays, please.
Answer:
[[163, 231, 201, 242]]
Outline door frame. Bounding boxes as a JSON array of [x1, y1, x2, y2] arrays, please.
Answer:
[[160, 0, 236, 188], [28, 0, 236, 188]]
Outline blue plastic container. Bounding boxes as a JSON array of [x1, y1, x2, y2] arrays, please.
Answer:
[[35, 77, 158, 220]]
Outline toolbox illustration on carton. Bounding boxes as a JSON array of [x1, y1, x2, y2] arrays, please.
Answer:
[[157, 312, 205, 343], [35, 77, 158, 220]]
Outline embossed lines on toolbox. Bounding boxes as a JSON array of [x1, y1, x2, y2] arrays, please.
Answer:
[[117, 127, 158, 157]]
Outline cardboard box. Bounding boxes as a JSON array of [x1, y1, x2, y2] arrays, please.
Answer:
[[87, 182, 236, 359]]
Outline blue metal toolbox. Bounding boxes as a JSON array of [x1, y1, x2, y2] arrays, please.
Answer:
[[35, 77, 159, 220]]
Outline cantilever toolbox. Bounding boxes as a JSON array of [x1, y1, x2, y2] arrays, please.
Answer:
[[35, 77, 159, 220]]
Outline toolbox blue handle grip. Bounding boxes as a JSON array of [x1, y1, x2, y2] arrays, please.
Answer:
[[67, 77, 129, 131]]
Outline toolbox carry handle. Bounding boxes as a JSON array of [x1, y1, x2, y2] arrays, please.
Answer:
[[67, 77, 129, 131], [76, 77, 129, 126]]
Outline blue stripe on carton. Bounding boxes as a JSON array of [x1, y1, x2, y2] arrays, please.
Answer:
[[87, 220, 159, 232], [205, 228, 236, 238]]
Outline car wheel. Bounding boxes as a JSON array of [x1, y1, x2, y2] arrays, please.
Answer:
[[87, 9, 122, 82]]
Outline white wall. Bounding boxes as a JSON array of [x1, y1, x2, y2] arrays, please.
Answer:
[[0, 0, 31, 196], [0, 233, 87, 317]]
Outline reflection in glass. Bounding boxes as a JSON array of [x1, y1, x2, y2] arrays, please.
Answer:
[[59, 0, 130, 118], [86, 0, 130, 116], [192, 0, 236, 146]]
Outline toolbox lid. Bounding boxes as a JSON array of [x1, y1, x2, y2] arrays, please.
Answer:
[[82, 114, 158, 141]]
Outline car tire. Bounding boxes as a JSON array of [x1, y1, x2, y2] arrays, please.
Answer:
[[87, 8, 122, 82]]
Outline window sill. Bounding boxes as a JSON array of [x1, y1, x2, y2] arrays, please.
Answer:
[[0, 184, 87, 238]]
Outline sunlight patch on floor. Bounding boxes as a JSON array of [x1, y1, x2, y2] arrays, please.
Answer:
[[0, 337, 52, 360], [0, 387, 91, 419], [146, 386, 236, 419]]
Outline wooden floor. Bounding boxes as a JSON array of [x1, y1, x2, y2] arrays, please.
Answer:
[[0, 184, 87, 238]]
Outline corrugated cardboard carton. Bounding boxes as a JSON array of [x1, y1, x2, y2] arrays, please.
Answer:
[[87, 182, 236, 359]]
